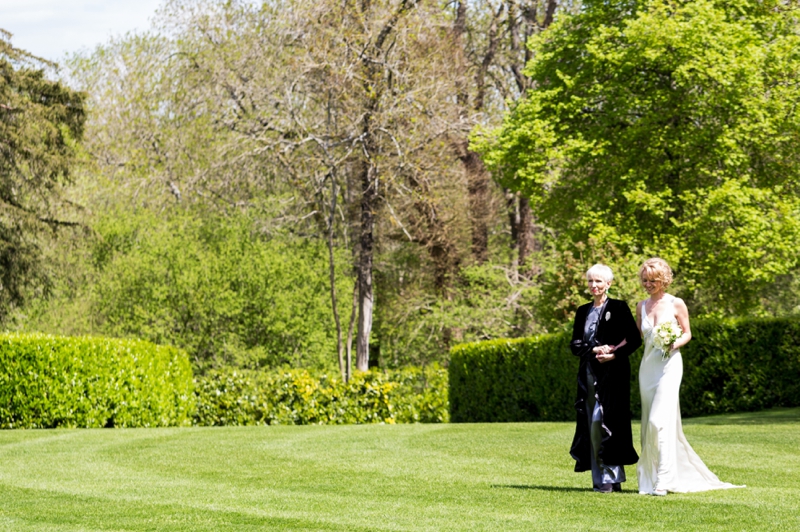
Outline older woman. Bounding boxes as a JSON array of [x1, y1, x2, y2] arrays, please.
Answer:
[[636, 257, 743, 495], [569, 264, 641, 492]]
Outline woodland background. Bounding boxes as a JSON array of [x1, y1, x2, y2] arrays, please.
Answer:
[[2, 0, 799, 381]]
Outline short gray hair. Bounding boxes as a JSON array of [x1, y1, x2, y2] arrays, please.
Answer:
[[586, 263, 614, 282]]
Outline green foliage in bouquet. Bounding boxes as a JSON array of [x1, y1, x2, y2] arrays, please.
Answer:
[[0, 333, 194, 428], [193, 366, 448, 425]]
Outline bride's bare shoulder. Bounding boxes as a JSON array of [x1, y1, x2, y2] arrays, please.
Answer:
[[669, 295, 688, 311]]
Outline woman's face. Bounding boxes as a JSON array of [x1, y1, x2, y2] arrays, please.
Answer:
[[640, 275, 663, 295], [587, 275, 611, 298]]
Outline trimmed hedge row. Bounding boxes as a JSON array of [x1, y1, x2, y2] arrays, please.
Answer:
[[677, 317, 800, 417], [193, 365, 448, 425], [0, 333, 194, 428], [449, 334, 575, 422], [449, 317, 800, 422], [0, 333, 446, 428]]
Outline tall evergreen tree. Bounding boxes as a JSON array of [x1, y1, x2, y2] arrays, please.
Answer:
[[0, 30, 86, 320]]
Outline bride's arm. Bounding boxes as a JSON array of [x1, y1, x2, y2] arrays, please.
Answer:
[[672, 298, 692, 350]]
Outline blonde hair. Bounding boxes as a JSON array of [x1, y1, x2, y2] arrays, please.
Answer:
[[639, 258, 673, 288], [586, 263, 614, 283]]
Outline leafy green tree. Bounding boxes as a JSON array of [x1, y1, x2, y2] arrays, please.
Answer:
[[475, 0, 800, 317], [17, 208, 349, 372], [72, 0, 471, 376], [0, 30, 86, 320], [375, 261, 540, 366], [51, 1, 596, 371]]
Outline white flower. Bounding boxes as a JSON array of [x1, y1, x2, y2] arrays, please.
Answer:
[[605, 311, 611, 321], [652, 321, 683, 360]]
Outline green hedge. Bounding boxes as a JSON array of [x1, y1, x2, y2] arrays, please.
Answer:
[[450, 317, 800, 422], [449, 334, 575, 422], [0, 333, 194, 428], [193, 366, 448, 425], [678, 317, 800, 417]]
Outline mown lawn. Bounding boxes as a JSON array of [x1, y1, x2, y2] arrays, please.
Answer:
[[0, 408, 797, 531]]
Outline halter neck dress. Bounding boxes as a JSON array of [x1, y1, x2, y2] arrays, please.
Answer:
[[638, 295, 743, 494]]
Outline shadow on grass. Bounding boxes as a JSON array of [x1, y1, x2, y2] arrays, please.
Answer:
[[492, 484, 590, 493], [492, 484, 637, 494], [683, 406, 800, 426]]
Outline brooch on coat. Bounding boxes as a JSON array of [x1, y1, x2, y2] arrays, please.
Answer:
[[605, 311, 611, 321]]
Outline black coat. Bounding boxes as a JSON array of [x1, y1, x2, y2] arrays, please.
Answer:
[[569, 298, 641, 471]]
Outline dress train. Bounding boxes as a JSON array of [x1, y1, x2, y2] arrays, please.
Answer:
[[638, 296, 744, 494]]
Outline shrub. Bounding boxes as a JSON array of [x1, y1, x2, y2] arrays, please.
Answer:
[[90, 211, 351, 372], [193, 366, 448, 425], [374, 262, 540, 368], [16, 209, 352, 373], [448, 334, 575, 423], [450, 317, 800, 422], [679, 317, 800, 417], [0, 333, 194, 428]]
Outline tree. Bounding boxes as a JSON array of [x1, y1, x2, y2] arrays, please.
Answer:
[[475, 0, 800, 317], [163, 0, 468, 374], [449, 1, 530, 270], [70, 0, 469, 375], [451, 0, 579, 274], [60, 0, 597, 371], [0, 30, 86, 321]]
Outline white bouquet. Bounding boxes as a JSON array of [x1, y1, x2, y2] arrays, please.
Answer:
[[652, 321, 683, 360]]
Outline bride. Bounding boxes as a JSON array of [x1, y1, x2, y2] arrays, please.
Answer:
[[636, 258, 743, 496]]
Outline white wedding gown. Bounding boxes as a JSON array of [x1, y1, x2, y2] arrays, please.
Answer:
[[638, 296, 744, 494]]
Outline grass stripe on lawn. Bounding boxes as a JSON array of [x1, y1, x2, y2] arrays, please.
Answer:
[[0, 408, 797, 531]]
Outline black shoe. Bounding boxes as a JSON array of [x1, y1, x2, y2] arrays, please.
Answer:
[[593, 483, 613, 493], [612, 483, 622, 492]]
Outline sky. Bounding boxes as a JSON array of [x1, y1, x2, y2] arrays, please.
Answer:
[[0, 0, 164, 63]]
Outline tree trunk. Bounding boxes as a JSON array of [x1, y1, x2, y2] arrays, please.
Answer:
[[326, 175, 346, 380], [452, 1, 500, 265], [356, 158, 376, 372], [346, 280, 357, 381], [464, 147, 490, 264], [518, 195, 534, 271], [351, 0, 415, 371], [506, 189, 521, 280], [543, 0, 558, 28], [506, 1, 559, 275]]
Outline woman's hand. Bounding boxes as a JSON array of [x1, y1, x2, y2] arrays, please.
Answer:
[[592, 344, 617, 363], [595, 353, 616, 363]]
